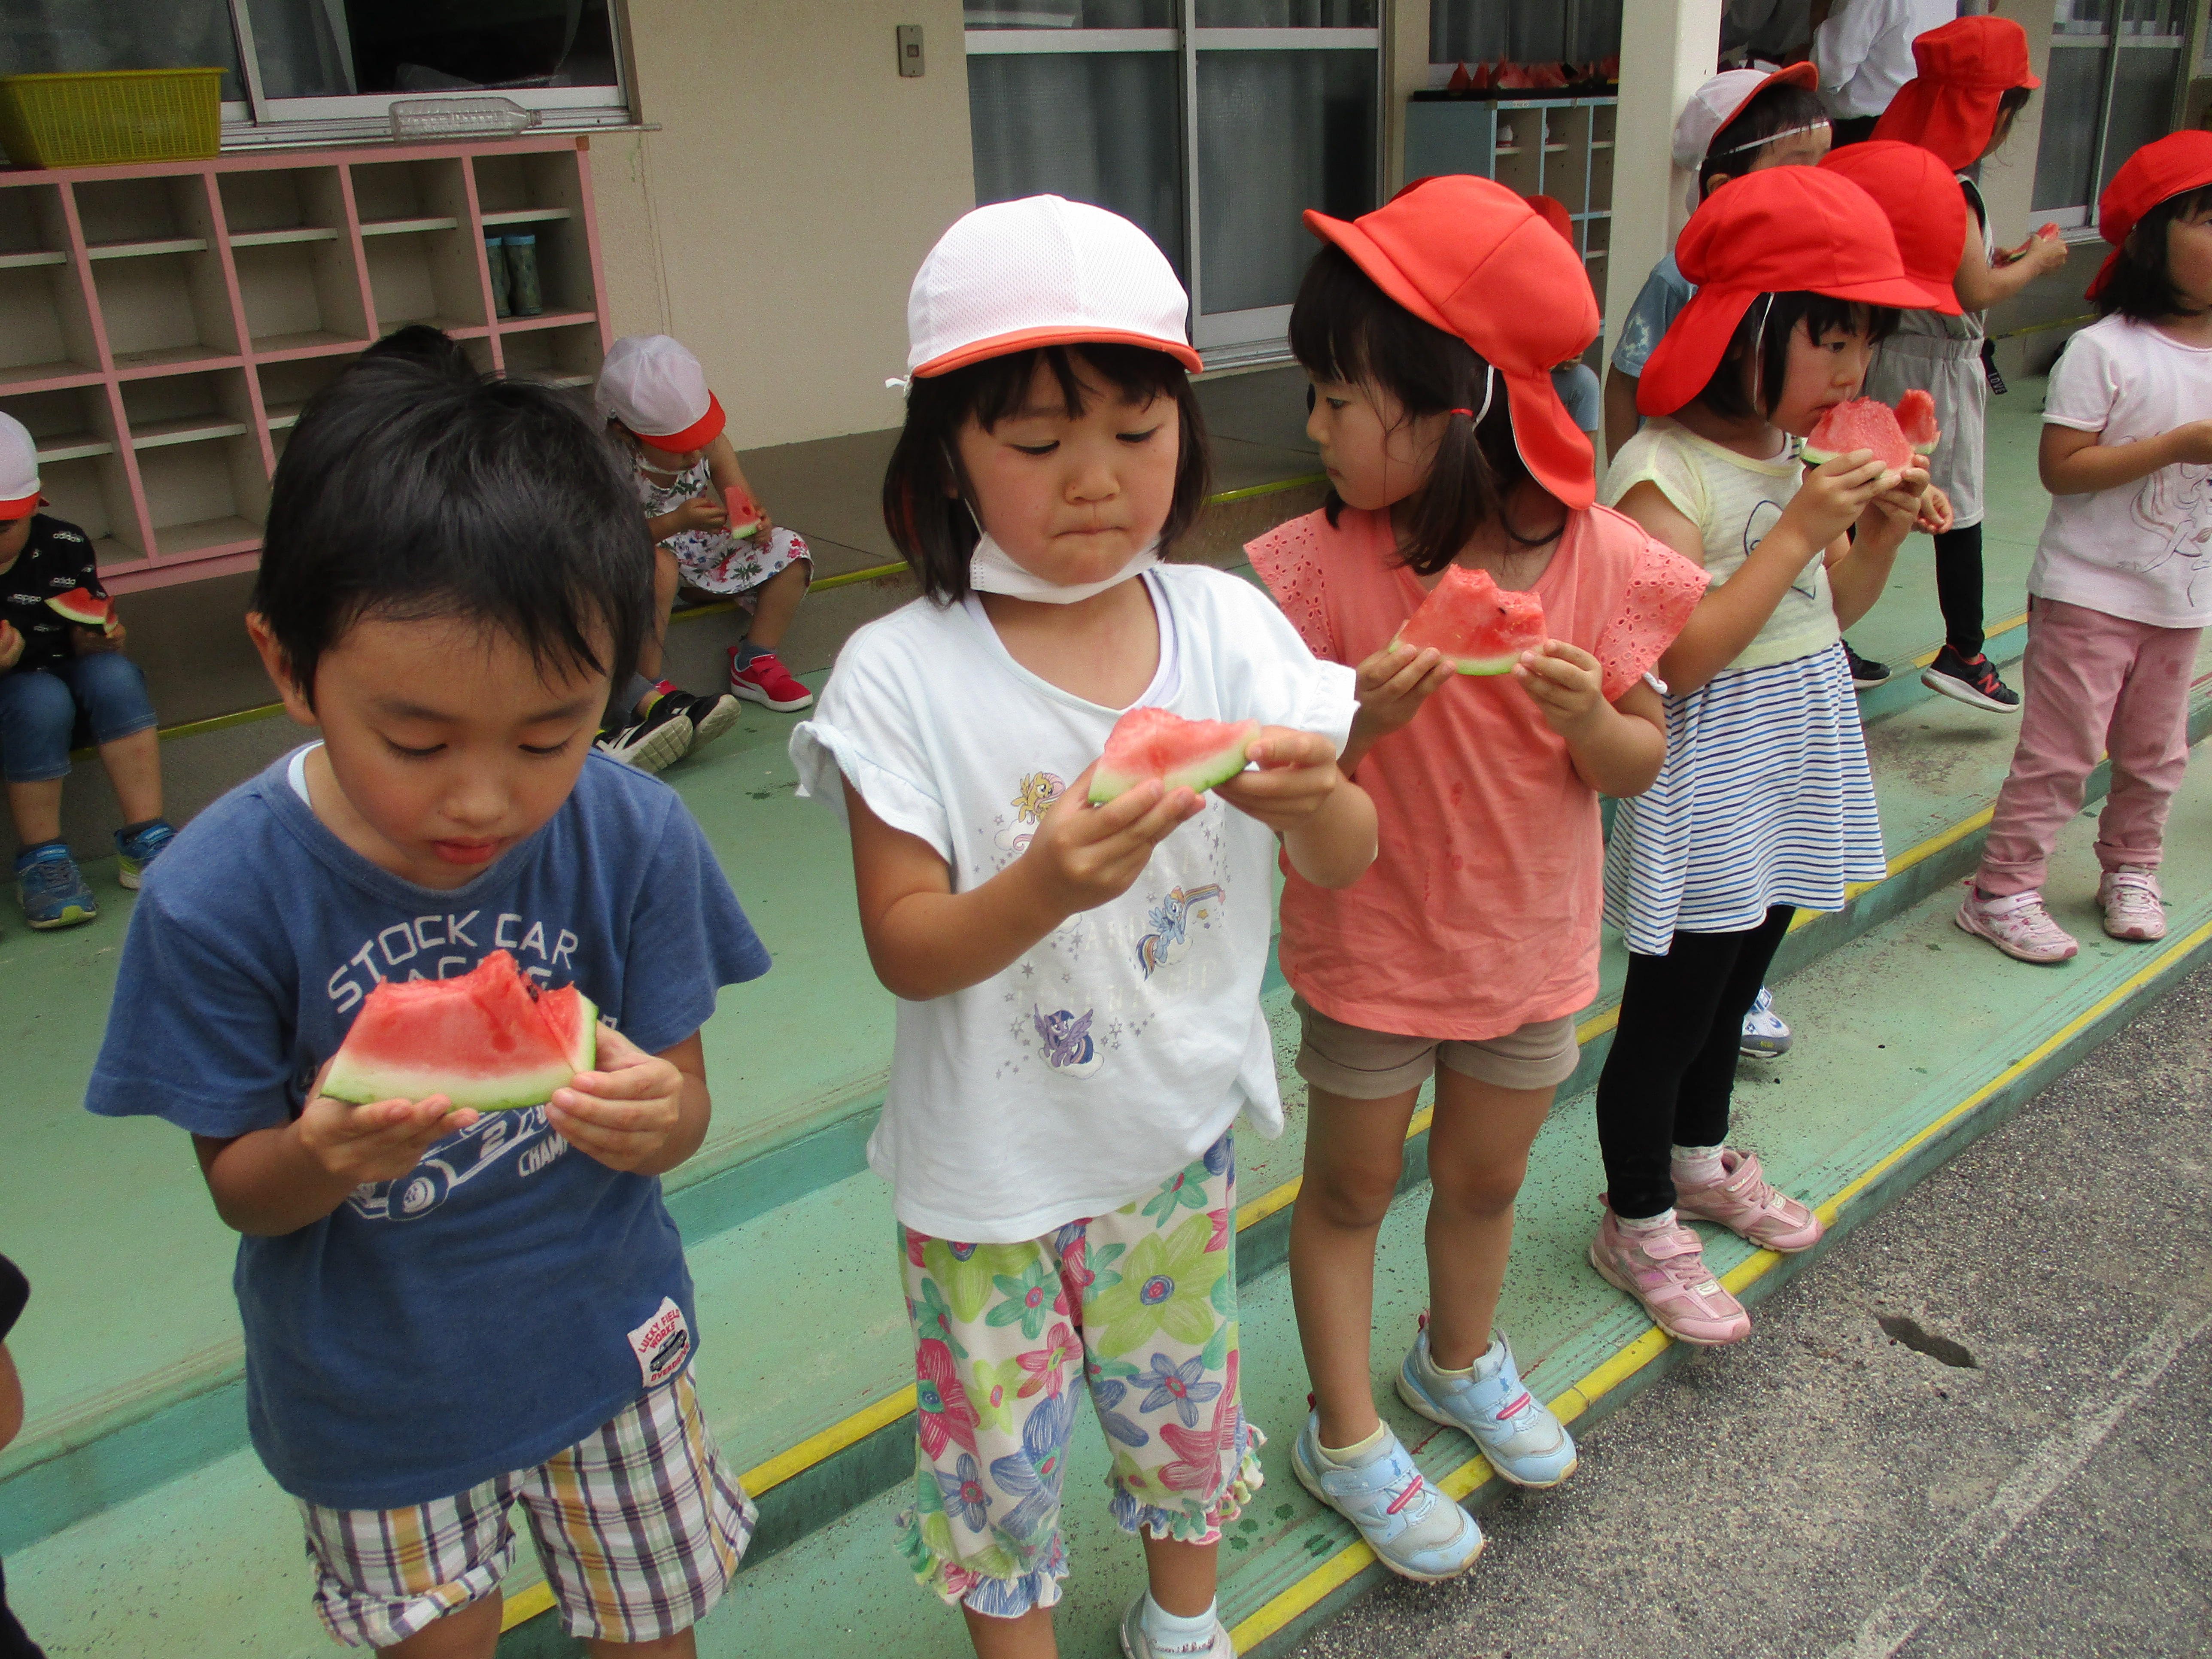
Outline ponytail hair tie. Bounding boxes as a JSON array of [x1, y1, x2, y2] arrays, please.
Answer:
[[1448, 408, 1476, 418], [1449, 363, 1498, 426]]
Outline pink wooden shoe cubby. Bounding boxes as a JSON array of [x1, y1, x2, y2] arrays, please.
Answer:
[[0, 134, 612, 592]]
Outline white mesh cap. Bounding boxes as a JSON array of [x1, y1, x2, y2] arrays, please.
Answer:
[[906, 195, 1200, 378], [0, 412, 37, 515], [594, 334, 725, 452], [1671, 62, 1822, 170]]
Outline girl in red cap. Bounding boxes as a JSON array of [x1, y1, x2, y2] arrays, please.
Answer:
[[1866, 14, 2067, 713], [1246, 176, 1708, 1580], [1955, 131, 2212, 966], [1595, 166, 1935, 1346]]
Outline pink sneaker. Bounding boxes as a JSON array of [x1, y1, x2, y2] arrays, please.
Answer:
[[1588, 1203, 1751, 1346], [1954, 883, 2078, 964], [729, 647, 813, 711], [2097, 866, 2165, 942], [1673, 1149, 1823, 1252]]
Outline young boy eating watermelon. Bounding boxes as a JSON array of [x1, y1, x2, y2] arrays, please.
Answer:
[[0, 411, 174, 931], [83, 360, 772, 1655]]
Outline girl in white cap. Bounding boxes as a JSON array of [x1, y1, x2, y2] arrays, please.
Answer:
[[595, 333, 813, 766], [792, 196, 1376, 1659], [0, 410, 173, 929]]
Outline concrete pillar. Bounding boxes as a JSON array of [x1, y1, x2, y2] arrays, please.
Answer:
[[1603, 0, 1721, 361], [1384, 0, 1434, 194], [1978, 0, 2058, 246]]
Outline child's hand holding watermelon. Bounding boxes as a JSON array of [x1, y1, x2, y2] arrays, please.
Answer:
[[544, 1024, 701, 1176], [1024, 761, 1207, 916], [296, 1056, 481, 1196], [1511, 639, 1609, 740], [1345, 640, 1457, 762]]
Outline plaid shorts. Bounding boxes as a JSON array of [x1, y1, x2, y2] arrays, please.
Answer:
[[298, 1368, 754, 1647]]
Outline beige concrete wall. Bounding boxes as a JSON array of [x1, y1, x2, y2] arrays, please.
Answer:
[[1383, 0, 1432, 192], [1602, 0, 1721, 362], [591, 0, 976, 450], [1975, 0, 2057, 246]]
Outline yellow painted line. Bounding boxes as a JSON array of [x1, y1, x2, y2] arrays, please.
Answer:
[[1906, 610, 2027, 670], [740, 1385, 920, 1497], [1209, 474, 1328, 505], [1229, 915, 2212, 1652], [155, 701, 285, 742], [500, 1583, 557, 1629]]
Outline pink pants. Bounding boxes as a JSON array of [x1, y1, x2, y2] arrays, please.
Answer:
[[1977, 596, 2202, 898]]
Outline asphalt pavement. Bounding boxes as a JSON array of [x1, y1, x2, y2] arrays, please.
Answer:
[[1288, 961, 2212, 1659]]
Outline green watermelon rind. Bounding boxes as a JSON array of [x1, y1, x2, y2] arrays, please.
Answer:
[[323, 987, 599, 1113], [1087, 724, 1260, 805], [1389, 624, 1523, 676]]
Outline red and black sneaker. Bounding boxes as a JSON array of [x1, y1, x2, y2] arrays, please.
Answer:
[[1920, 645, 2021, 712]]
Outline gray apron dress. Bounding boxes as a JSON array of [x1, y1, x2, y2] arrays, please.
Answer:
[[1864, 175, 1991, 529]]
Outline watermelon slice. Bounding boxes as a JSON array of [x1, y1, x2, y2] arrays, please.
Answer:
[[1393, 565, 1548, 675], [1799, 397, 1916, 473], [47, 587, 117, 635], [1998, 222, 2063, 265], [323, 949, 597, 1112], [1895, 388, 1941, 456], [1088, 707, 1260, 805], [723, 488, 765, 541]]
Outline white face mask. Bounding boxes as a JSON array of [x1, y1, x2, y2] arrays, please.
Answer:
[[966, 529, 1160, 604]]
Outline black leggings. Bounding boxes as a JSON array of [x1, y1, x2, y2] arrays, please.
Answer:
[[1934, 522, 1984, 658], [1592, 906, 1794, 1220]]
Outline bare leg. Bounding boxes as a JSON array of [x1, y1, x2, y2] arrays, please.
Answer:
[[5, 778, 63, 846], [378, 1588, 503, 1657], [743, 560, 809, 651], [960, 1603, 1056, 1659], [638, 546, 680, 689], [1288, 1082, 1423, 1449], [1141, 1532, 1219, 1617], [96, 726, 162, 824], [1421, 1069, 1557, 1370]]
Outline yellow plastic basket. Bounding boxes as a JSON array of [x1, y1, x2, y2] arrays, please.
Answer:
[[0, 68, 223, 170]]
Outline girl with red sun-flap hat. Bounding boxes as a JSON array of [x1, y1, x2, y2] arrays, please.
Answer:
[[1245, 174, 1710, 1578], [1594, 165, 1934, 1346]]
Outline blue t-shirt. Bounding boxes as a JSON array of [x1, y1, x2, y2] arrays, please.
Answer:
[[1609, 253, 1697, 379], [85, 750, 771, 1509], [1550, 362, 1602, 435]]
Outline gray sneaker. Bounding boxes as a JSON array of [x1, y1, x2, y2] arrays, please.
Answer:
[[1290, 1411, 1483, 1582], [1397, 1326, 1578, 1489]]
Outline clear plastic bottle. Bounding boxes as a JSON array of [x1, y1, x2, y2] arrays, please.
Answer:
[[389, 97, 541, 141]]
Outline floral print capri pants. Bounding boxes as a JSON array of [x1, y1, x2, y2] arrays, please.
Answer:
[[895, 1131, 1263, 1618]]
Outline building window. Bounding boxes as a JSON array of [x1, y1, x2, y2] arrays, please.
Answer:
[[1428, 0, 1624, 68], [964, 0, 1381, 368], [2033, 0, 2194, 228], [0, 0, 632, 143]]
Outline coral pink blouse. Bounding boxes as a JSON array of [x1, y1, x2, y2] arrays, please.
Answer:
[[1248, 504, 1707, 1041]]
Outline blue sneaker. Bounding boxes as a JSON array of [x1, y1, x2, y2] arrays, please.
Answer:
[[113, 818, 176, 890], [15, 843, 97, 929], [1290, 1411, 1483, 1581], [1397, 1325, 1579, 1489]]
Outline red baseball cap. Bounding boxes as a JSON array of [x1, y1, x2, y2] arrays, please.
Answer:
[[2088, 129, 2212, 301], [1872, 16, 2040, 172], [1305, 175, 1601, 507], [1636, 167, 1932, 418], [1818, 141, 1966, 315], [1522, 193, 1574, 247]]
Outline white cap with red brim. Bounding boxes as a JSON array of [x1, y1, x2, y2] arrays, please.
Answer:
[[904, 195, 1201, 380], [0, 412, 38, 518], [594, 334, 725, 453]]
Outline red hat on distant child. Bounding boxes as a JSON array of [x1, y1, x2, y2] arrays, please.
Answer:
[[1522, 193, 1575, 247], [1304, 175, 1601, 507], [0, 412, 40, 518], [1818, 141, 1968, 315], [1872, 16, 2040, 173], [2088, 130, 2212, 301], [1637, 168, 1931, 418], [594, 334, 726, 453]]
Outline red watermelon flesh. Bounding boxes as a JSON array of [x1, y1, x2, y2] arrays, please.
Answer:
[[1895, 388, 1941, 455], [1394, 565, 1548, 676], [1088, 707, 1261, 804], [47, 587, 116, 634], [1799, 397, 1914, 472], [323, 949, 597, 1112], [723, 488, 764, 541]]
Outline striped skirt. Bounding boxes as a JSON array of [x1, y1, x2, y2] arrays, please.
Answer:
[[1604, 642, 1887, 957]]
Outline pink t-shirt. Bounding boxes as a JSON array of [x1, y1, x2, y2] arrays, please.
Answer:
[[1248, 505, 1708, 1041]]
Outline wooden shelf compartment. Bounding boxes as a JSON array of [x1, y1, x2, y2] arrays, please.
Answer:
[[86, 177, 241, 370], [10, 385, 119, 465], [496, 319, 602, 388], [37, 447, 143, 564], [85, 237, 210, 260]]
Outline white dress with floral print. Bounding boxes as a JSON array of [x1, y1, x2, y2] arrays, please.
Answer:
[[631, 450, 811, 602]]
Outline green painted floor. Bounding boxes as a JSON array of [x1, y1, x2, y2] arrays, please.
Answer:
[[8, 372, 2169, 1659]]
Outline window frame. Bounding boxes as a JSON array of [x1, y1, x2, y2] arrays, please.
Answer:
[[2034, 2, 2203, 229]]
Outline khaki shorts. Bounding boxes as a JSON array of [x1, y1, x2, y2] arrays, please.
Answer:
[[1293, 996, 1580, 1098]]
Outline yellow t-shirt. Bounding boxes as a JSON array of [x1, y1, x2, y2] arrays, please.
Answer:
[[1600, 417, 1839, 673]]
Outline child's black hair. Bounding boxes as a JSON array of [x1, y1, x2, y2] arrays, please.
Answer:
[[880, 343, 1209, 604], [254, 357, 653, 705], [1288, 240, 1552, 577], [355, 323, 478, 384], [1700, 79, 1832, 201], [2097, 184, 2212, 322], [1691, 291, 1901, 422]]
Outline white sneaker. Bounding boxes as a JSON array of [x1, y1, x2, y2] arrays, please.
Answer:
[[1954, 883, 2078, 964], [1738, 986, 1792, 1057], [2097, 866, 2166, 941], [1119, 1595, 1236, 1659]]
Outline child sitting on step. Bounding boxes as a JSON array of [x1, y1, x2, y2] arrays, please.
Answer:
[[1247, 176, 1703, 1585], [0, 412, 173, 931], [1595, 167, 1936, 1346], [793, 194, 1376, 1659], [1957, 132, 2212, 963], [84, 358, 770, 1656]]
